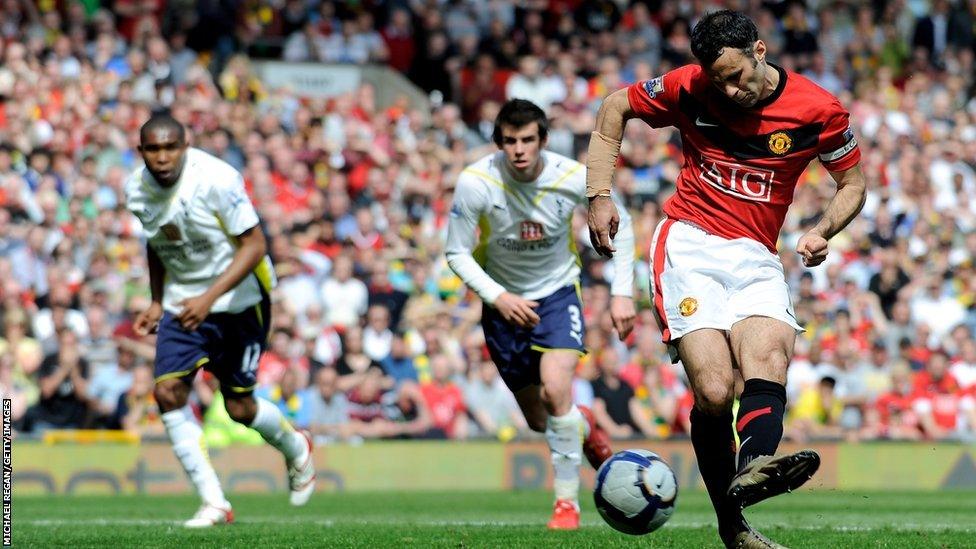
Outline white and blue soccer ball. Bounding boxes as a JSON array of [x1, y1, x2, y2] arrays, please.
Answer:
[[593, 449, 678, 535]]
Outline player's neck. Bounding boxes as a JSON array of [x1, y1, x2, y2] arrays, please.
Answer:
[[758, 62, 780, 102]]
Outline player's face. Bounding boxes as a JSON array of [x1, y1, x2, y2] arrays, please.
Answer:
[[705, 41, 768, 108], [499, 122, 546, 179], [138, 128, 188, 187]]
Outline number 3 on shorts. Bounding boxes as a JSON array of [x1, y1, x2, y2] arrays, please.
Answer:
[[241, 342, 261, 373], [568, 304, 582, 345]]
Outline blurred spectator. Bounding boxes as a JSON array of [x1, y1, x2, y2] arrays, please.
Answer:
[[591, 348, 658, 439], [115, 364, 163, 436], [632, 362, 681, 439], [0, 308, 43, 411], [335, 325, 373, 379], [909, 272, 966, 346], [505, 55, 562, 113], [256, 366, 312, 429], [913, 350, 972, 439], [306, 366, 352, 444], [380, 331, 419, 385], [24, 330, 90, 432], [320, 255, 368, 329], [419, 353, 468, 439], [864, 362, 923, 440], [464, 359, 527, 440], [951, 338, 976, 389], [347, 366, 433, 439], [788, 375, 844, 443], [364, 304, 395, 362], [87, 346, 137, 427]]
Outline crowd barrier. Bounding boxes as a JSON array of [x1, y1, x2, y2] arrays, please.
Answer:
[[14, 439, 976, 495]]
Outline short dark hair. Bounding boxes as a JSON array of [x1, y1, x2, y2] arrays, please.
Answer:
[[139, 112, 186, 144], [690, 10, 759, 67], [492, 99, 548, 147]]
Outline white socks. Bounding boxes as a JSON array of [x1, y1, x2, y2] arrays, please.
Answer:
[[250, 397, 306, 463], [162, 407, 228, 508], [546, 405, 585, 503]]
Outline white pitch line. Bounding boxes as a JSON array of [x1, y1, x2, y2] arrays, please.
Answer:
[[22, 518, 976, 533]]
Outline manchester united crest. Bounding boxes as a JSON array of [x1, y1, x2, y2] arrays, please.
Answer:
[[768, 131, 793, 155], [678, 297, 698, 317]]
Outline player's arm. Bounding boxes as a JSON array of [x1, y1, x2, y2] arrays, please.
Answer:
[[177, 225, 266, 331], [607, 192, 636, 339], [796, 164, 867, 267], [586, 88, 637, 257], [179, 173, 267, 331], [133, 244, 166, 336], [445, 176, 540, 328]]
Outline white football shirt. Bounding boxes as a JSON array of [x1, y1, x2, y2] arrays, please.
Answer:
[[125, 148, 276, 315], [446, 150, 635, 304]]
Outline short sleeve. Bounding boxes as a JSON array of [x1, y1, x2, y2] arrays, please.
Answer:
[[627, 70, 682, 128], [817, 107, 860, 172], [213, 173, 260, 236]]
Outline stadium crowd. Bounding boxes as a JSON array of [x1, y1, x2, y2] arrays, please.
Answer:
[[2, 0, 976, 445]]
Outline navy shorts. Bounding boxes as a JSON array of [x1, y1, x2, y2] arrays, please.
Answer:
[[154, 296, 271, 396], [482, 285, 586, 392]]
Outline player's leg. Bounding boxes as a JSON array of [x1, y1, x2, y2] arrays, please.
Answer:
[[509, 350, 588, 530], [675, 328, 748, 545], [153, 313, 231, 527], [727, 315, 820, 509], [221, 390, 314, 505], [218, 302, 316, 506], [539, 349, 590, 529], [533, 285, 600, 530], [649, 220, 745, 543]]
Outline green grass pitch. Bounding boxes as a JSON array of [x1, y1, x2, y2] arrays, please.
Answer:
[[15, 490, 976, 547]]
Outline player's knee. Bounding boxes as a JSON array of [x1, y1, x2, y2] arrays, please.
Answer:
[[223, 395, 257, 424], [743, 348, 791, 384], [154, 380, 189, 412], [694, 383, 734, 416]]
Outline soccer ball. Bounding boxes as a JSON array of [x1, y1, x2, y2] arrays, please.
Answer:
[[593, 449, 678, 535]]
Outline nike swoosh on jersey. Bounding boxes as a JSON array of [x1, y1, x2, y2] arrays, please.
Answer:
[[695, 116, 719, 127]]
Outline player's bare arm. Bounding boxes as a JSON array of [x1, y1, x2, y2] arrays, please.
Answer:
[[587, 88, 636, 258], [134, 244, 165, 336], [609, 296, 636, 340], [176, 224, 267, 331], [796, 165, 867, 267]]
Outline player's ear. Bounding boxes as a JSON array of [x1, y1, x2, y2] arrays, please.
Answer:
[[754, 40, 766, 63]]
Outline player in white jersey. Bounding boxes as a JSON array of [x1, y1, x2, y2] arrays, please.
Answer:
[[125, 114, 315, 527], [445, 99, 637, 529]]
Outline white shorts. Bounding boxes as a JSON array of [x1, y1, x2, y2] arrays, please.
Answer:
[[648, 218, 803, 346]]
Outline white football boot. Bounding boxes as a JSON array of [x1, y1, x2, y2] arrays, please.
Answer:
[[184, 503, 234, 528], [288, 430, 316, 506]]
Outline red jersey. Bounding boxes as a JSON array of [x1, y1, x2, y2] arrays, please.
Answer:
[[420, 382, 466, 437], [628, 64, 861, 252]]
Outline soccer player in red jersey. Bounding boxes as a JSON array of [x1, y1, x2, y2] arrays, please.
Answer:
[[586, 10, 866, 549]]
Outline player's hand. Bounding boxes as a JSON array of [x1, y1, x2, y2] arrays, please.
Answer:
[[494, 292, 540, 329], [610, 296, 636, 341], [134, 302, 164, 336], [176, 293, 216, 332], [587, 195, 619, 258], [796, 231, 829, 267]]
